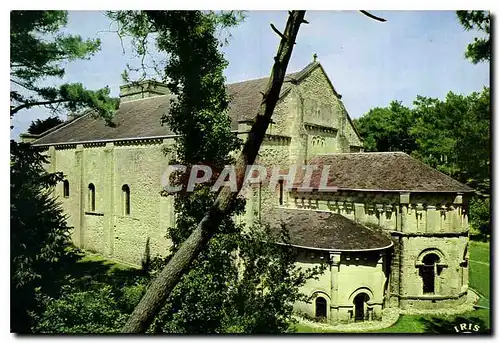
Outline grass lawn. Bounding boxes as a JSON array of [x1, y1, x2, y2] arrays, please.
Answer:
[[78, 253, 138, 274], [70, 252, 144, 291], [469, 241, 490, 301], [294, 239, 491, 334]]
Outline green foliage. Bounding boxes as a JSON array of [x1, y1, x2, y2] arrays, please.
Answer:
[[148, 226, 326, 334], [469, 241, 490, 301], [10, 140, 80, 333], [353, 101, 416, 153], [27, 116, 64, 134], [10, 10, 118, 121], [33, 284, 128, 333], [456, 11, 490, 64], [29, 254, 149, 333], [469, 197, 490, 238]]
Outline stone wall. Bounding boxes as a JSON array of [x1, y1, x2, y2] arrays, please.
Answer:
[[284, 66, 363, 165], [293, 248, 388, 323], [49, 139, 175, 266], [287, 190, 471, 311]]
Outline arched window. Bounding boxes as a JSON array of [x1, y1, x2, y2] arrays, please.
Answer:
[[63, 180, 69, 198], [315, 296, 327, 319], [88, 183, 95, 212], [421, 253, 440, 294], [122, 184, 130, 215]]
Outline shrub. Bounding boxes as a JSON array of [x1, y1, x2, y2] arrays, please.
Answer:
[[33, 284, 128, 333]]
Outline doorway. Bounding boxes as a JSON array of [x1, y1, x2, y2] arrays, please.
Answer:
[[353, 293, 369, 321], [315, 296, 327, 319]]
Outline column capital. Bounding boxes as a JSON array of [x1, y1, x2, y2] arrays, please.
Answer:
[[399, 192, 410, 204], [329, 251, 341, 265]]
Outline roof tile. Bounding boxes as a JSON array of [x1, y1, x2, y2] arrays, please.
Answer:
[[265, 207, 393, 251], [293, 152, 473, 193]]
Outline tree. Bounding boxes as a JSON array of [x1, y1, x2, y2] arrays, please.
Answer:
[[10, 11, 118, 122], [10, 141, 79, 333], [456, 11, 490, 64], [10, 11, 121, 333], [353, 101, 417, 153], [27, 116, 64, 135], [411, 89, 490, 192], [112, 10, 308, 333]]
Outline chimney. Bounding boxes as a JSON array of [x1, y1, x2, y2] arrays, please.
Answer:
[[119, 80, 170, 103]]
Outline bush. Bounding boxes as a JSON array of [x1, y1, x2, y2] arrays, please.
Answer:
[[11, 141, 80, 333], [469, 195, 490, 238], [119, 282, 147, 313], [33, 283, 128, 333]]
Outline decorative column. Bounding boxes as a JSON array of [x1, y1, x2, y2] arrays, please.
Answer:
[[439, 205, 448, 232], [330, 251, 341, 323], [415, 203, 424, 232], [75, 144, 84, 248], [48, 145, 56, 173], [426, 205, 437, 233], [376, 203, 384, 227], [103, 142, 115, 257], [399, 193, 410, 232]]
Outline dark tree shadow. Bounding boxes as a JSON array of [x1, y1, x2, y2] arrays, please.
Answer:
[[418, 315, 489, 334], [64, 253, 147, 293], [469, 233, 490, 242]]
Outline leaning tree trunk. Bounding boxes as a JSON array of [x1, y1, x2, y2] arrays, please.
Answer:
[[122, 10, 307, 333]]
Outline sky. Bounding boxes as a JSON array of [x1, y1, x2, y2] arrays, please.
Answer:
[[10, 10, 490, 140]]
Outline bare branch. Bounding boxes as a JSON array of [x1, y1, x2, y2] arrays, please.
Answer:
[[359, 10, 387, 22], [270, 23, 286, 40]]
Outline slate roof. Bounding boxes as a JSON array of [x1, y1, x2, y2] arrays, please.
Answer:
[[292, 152, 474, 193], [33, 62, 324, 146], [33, 95, 176, 145], [265, 207, 393, 251]]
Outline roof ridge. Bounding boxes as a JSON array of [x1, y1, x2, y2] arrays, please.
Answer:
[[120, 93, 172, 105], [226, 61, 320, 86]]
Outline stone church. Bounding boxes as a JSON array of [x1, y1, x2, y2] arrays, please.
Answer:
[[25, 60, 474, 324]]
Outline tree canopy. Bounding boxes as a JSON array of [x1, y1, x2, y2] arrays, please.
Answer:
[[27, 116, 64, 135], [456, 10, 490, 64], [10, 11, 118, 122]]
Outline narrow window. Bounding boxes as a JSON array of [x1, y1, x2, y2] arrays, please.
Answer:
[[63, 180, 70, 198], [122, 184, 130, 215], [421, 253, 440, 294], [88, 183, 95, 212], [278, 179, 284, 205]]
